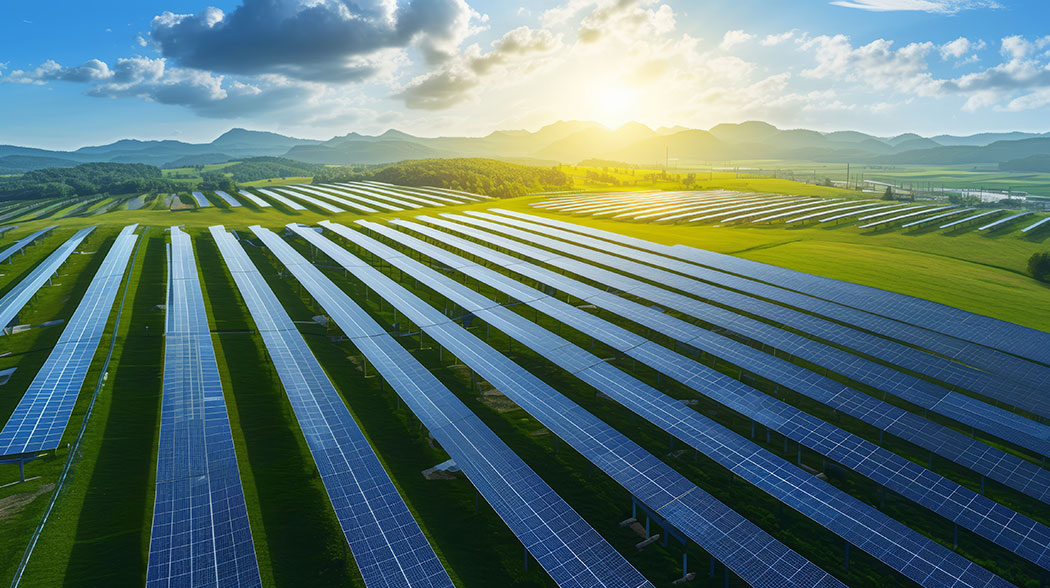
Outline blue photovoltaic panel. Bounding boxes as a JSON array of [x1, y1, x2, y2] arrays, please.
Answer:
[[146, 226, 262, 588], [237, 190, 271, 208], [249, 225, 654, 588], [209, 226, 453, 588], [190, 192, 212, 208], [0, 227, 96, 332], [478, 210, 1050, 406], [398, 216, 1050, 495], [213, 191, 242, 207], [750, 200, 852, 223], [447, 212, 1050, 441], [0, 225, 56, 264], [489, 210, 1050, 370], [295, 222, 847, 588], [721, 199, 825, 223], [375, 219, 1050, 575], [0, 226, 138, 457]]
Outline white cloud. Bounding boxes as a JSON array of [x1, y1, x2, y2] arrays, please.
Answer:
[[939, 37, 984, 61], [829, 0, 1000, 13], [720, 30, 754, 51], [761, 31, 796, 46]]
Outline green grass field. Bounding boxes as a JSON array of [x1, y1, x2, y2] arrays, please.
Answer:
[[0, 181, 1048, 587]]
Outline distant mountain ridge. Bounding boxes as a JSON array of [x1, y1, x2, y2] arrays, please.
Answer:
[[3, 121, 1050, 172]]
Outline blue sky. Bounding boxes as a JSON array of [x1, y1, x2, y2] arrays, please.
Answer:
[[2, 0, 1048, 149]]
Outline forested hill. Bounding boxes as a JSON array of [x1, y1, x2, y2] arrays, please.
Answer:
[[0, 162, 183, 200], [313, 158, 572, 198]]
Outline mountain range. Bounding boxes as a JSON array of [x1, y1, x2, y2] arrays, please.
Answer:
[[3, 120, 1050, 174]]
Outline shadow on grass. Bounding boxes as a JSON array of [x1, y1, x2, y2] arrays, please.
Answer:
[[63, 236, 165, 587]]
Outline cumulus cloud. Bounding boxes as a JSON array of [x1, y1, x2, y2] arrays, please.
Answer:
[[720, 30, 753, 51], [148, 0, 481, 82], [801, 35, 941, 95], [5, 59, 113, 84], [939, 37, 984, 60], [397, 25, 562, 109], [829, 0, 1000, 13], [541, 0, 674, 43]]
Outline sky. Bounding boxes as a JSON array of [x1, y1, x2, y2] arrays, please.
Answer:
[[1, 0, 1049, 149]]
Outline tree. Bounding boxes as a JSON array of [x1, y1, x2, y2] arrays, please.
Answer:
[[883, 186, 895, 200], [1028, 252, 1050, 282]]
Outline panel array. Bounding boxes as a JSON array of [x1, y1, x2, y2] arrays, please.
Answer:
[[0, 227, 96, 331], [0, 225, 56, 264], [0, 225, 138, 457], [250, 224, 654, 588], [146, 227, 262, 588]]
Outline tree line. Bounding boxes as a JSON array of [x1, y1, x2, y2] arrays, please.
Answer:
[[313, 158, 573, 198], [0, 162, 185, 200]]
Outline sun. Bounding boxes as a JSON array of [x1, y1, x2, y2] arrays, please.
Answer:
[[597, 85, 635, 120]]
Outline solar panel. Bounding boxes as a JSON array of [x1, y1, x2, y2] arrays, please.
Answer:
[[270, 187, 345, 214], [212, 191, 242, 207], [256, 188, 307, 210], [979, 211, 1032, 231], [0, 226, 15, 237], [900, 208, 974, 228], [190, 192, 212, 207], [277, 185, 378, 214], [337, 220, 1028, 587], [209, 226, 453, 588], [682, 198, 801, 223], [379, 218, 1050, 575], [750, 200, 853, 223], [293, 184, 396, 212], [147, 226, 262, 588], [0, 225, 138, 457], [292, 223, 847, 588], [249, 225, 654, 588], [940, 209, 1000, 229], [857, 206, 956, 229], [0, 225, 57, 264], [328, 184, 432, 208], [237, 190, 272, 208], [0, 227, 96, 332], [485, 210, 1050, 394], [720, 199, 824, 223], [786, 203, 880, 224], [458, 211, 1050, 420], [423, 215, 1050, 459], [818, 203, 902, 223], [349, 182, 466, 205], [1023, 216, 1050, 233]]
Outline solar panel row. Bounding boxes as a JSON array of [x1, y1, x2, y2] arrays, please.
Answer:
[[271, 187, 345, 214], [249, 224, 654, 588], [285, 185, 383, 213], [0, 227, 96, 333], [374, 219, 1050, 573], [291, 222, 847, 588], [478, 211, 1050, 403], [209, 226, 453, 588], [438, 213, 1050, 453], [0, 225, 138, 457], [212, 191, 242, 207], [382, 218, 1050, 507], [518, 213, 1050, 366], [237, 190, 271, 208], [190, 192, 212, 208], [255, 188, 306, 210], [331, 220, 1019, 588], [0, 225, 57, 264], [146, 226, 262, 588], [350, 182, 466, 205]]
